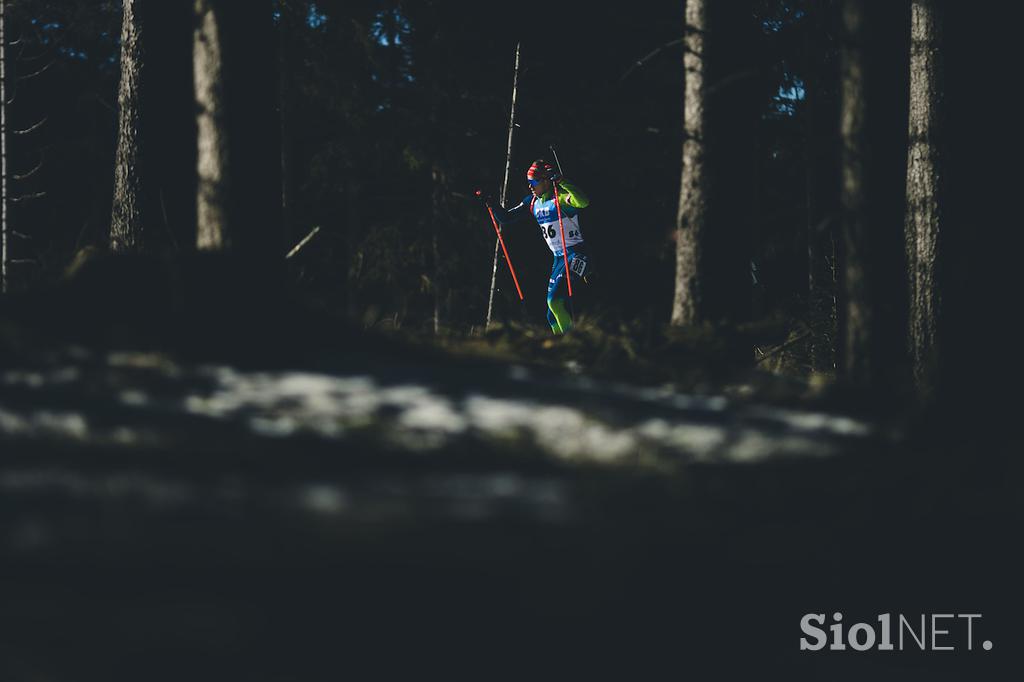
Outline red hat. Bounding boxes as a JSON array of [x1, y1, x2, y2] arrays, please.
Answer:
[[527, 160, 555, 180]]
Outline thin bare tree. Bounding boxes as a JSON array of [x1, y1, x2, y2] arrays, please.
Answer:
[[485, 41, 520, 331], [1, 0, 8, 292]]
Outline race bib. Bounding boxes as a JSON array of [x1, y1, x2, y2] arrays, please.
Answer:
[[569, 254, 587, 278], [537, 214, 584, 253]]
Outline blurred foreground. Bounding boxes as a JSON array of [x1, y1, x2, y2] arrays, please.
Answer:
[[0, 275, 1019, 680]]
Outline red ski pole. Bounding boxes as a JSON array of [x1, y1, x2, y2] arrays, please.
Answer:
[[552, 182, 572, 297], [478, 192, 524, 300]]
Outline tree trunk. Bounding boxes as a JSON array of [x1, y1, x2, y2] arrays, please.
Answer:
[[671, 0, 708, 326], [110, 0, 145, 253], [110, 0, 195, 256], [804, 0, 841, 372], [193, 0, 282, 280], [194, 0, 230, 251], [838, 0, 911, 387], [839, 0, 869, 381], [1, 0, 8, 293], [904, 0, 945, 397]]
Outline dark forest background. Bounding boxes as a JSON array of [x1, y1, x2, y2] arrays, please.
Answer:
[[0, 0, 1018, 421]]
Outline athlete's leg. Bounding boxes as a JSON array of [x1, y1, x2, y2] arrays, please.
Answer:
[[546, 306, 560, 333], [548, 297, 573, 334], [546, 254, 573, 334]]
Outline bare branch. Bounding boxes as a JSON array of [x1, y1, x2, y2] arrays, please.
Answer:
[[10, 8, 83, 57], [13, 155, 44, 180], [10, 191, 47, 203], [11, 230, 32, 240], [17, 47, 57, 62], [10, 117, 47, 135], [755, 331, 813, 364], [619, 37, 686, 86], [17, 59, 54, 81], [286, 226, 322, 259]]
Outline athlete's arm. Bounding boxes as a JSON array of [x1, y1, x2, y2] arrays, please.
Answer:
[[490, 195, 533, 224], [556, 180, 589, 209]]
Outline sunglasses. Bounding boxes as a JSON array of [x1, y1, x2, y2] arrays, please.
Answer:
[[527, 178, 547, 187]]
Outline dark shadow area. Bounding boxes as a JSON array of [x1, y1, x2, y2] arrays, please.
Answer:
[[1, 259, 1020, 680]]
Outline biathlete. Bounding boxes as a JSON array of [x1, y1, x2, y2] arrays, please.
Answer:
[[484, 159, 591, 334]]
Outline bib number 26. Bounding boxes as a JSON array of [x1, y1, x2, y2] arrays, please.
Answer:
[[541, 225, 580, 240]]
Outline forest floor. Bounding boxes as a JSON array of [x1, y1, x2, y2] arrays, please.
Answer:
[[0, 273, 1020, 680]]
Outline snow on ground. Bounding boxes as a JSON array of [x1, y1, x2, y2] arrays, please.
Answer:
[[0, 351, 882, 466]]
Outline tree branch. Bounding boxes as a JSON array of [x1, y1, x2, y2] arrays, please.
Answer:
[[618, 37, 686, 85], [12, 155, 44, 181], [10, 117, 47, 135], [755, 330, 813, 364], [286, 226, 322, 259], [17, 59, 54, 81], [9, 191, 47, 202]]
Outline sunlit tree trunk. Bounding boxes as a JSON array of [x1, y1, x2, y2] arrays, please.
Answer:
[[193, 0, 281, 277], [672, 0, 756, 330], [110, 1, 194, 255], [671, 0, 707, 326], [110, 0, 145, 252], [194, 0, 230, 251], [905, 0, 945, 397]]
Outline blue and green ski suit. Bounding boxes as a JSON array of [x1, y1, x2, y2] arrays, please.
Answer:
[[490, 180, 590, 334]]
